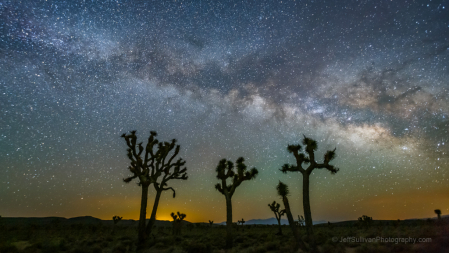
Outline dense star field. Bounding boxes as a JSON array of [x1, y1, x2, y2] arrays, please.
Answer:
[[1, 0, 448, 223]]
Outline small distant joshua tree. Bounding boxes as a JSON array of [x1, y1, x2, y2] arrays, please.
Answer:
[[238, 218, 245, 232], [435, 209, 442, 220], [112, 216, 122, 233], [277, 181, 307, 251], [209, 220, 214, 227], [280, 135, 339, 236], [297, 215, 305, 227], [268, 201, 286, 235], [358, 215, 373, 228], [113, 215, 123, 225], [171, 212, 186, 236], [215, 157, 258, 249], [121, 130, 188, 243]]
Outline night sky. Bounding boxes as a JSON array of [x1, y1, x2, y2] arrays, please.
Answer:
[[1, 0, 448, 223]]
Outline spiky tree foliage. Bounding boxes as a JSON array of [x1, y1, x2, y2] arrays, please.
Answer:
[[209, 220, 214, 227], [277, 181, 307, 251], [214, 157, 258, 249], [112, 216, 123, 225], [121, 130, 188, 242], [268, 201, 286, 235], [435, 209, 442, 220], [145, 139, 188, 238], [121, 130, 154, 242], [280, 135, 339, 236], [171, 212, 186, 236]]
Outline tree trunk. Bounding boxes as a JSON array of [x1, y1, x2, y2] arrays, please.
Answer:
[[138, 184, 149, 243], [302, 173, 313, 236], [145, 189, 162, 236], [225, 195, 233, 249], [283, 195, 304, 251], [276, 215, 282, 235]]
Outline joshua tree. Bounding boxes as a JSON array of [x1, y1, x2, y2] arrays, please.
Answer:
[[268, 201, 286, 235], [238, 218, 246, 232], [277, 181, 307, 251], [112, 216, 122, 233], [297, 215, 305, 227], [209, 220, 214, 227], [171, 212, 186, 236], [215, 157, 258, 249], [280, 135, 339, 236], [113, 215, 123, 225], [358, 215, 373, 228], [121, 130, 188, 242], [435, 209, 442, 220]]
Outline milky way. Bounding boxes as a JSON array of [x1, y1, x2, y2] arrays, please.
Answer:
[[1, 0, 448, 222]]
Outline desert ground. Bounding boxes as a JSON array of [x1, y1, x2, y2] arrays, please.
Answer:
[[1, 217, 448, 253]]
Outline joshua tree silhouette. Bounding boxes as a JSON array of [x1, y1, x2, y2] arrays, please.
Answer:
[[112, 216, 122, 233], [435, 209, 442, 220], [268, 201, 286, 235], [297, 215, 305, 227], [358, 215, 373, 228], [121, 130, 188, 242], [238, 218, 245, 225], [277, 181, 307, 251], [112, 215, 123, 225], [214, 157, 258, 249], [171, 212, 186, 236], [280, 135, 339, 236], [209, 220, 214, 227]]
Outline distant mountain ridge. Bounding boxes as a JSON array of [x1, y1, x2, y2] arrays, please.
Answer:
[[216, 217, 327, 225], [2, 215, 446, 227], [0, 216, 175, 227]]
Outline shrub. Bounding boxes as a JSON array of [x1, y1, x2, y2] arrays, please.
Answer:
[[0, 244, 19, 253], [111, 243, 127, 253], [264, 241, 278, 251], [91, 245, 103, 253], [182, 240, 212, 253], [320, 242, 345, 253]]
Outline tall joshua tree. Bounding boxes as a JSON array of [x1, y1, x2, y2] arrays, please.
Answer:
[[121, 130, 188, 243], [280, 135, 339, 236], [277, 181, 306, 251], [268, 201, 286, 235], [215, 157, 258, 249], [121, 130, 156, 242], [145, 138, 188, 238]]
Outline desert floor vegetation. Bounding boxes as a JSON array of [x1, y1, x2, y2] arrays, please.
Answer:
[[1, 220, 448, 253]]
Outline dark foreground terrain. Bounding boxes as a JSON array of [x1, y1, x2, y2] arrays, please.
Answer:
[[0, 217, 448, 253]]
